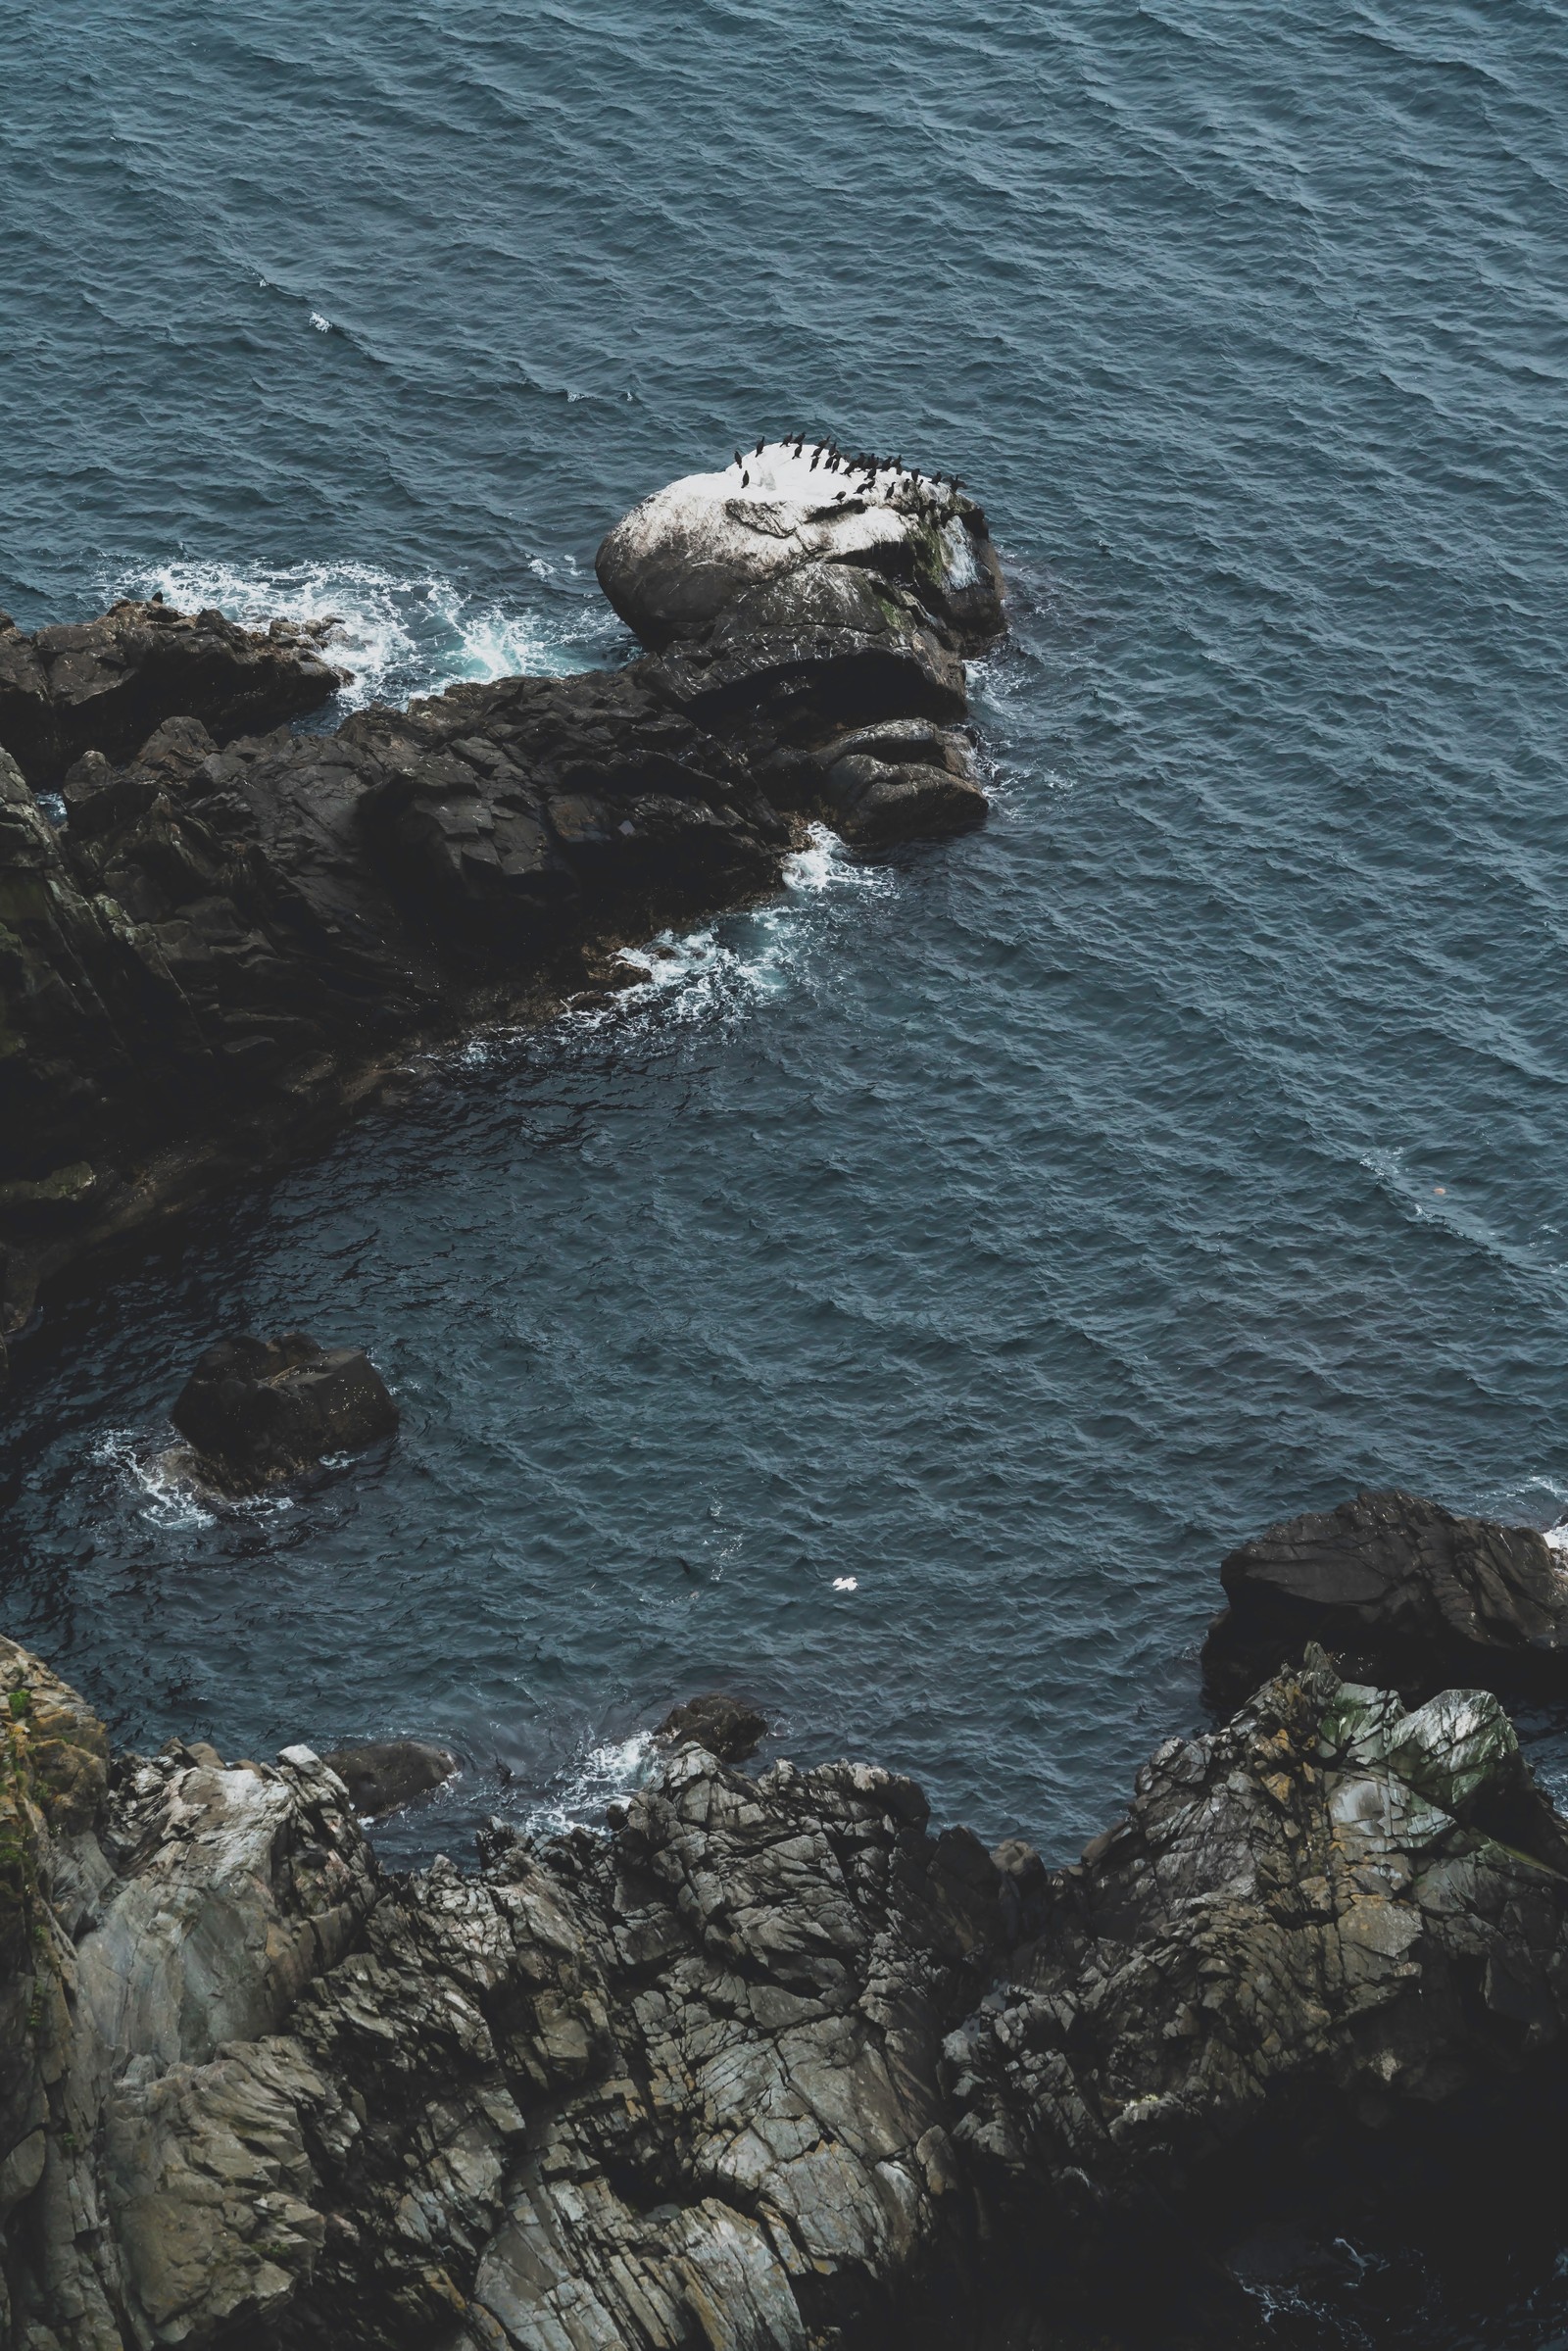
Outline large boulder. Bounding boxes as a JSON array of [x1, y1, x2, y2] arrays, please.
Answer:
[[319, 1739, 457, 1819], [600, 441, 1004, 851], [596, 440, 1005, 654], [170, 1332, 399, 1490], [0, 600, 344, 787], [945, 1650, 1568, 2315], [1201, 1489, 1568, 1707]]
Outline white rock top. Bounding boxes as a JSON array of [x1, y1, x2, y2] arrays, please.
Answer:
[[597, 440, 981, 638]]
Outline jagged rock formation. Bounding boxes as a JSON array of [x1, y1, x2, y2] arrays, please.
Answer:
[[169, 1334, 399, 1493], [0, 604, 342, 788], [1201, 1489, 1568, 1707], [0, 452, 1004, 1345], [5, 1626, 1568, 2350]]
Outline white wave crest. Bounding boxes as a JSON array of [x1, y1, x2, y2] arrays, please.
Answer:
[[524, 1730, 655, 1838], [606, 822, 891, 1025], [89, 1429, 295, 1529], [115, 558, 619, 712]]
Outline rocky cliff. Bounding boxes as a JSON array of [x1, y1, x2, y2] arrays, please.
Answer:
[[0, 446, 1004, 1350], [4, 1623, 1568, 2351]]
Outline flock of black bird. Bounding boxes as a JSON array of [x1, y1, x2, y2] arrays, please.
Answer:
[[726, 434, 965, 512]]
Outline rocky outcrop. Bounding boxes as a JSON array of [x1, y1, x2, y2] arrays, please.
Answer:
[[0, 603, 342, 788], [599, 441, 1001, 848], [0, 450, 1004, 1346], [1201, 1489, 1568, 1707], [169, 1335, 399, 1492], [653, 1691, 768, 1762], [5, 1631, 1568, 2349]]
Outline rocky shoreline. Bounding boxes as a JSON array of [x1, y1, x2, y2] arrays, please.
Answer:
[[5, 1496, 1568, 2349], [0, 444, 1004, 1369], [11, 461, 1568, 2348]]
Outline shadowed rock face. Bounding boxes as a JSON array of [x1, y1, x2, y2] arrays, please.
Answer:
[[170, 1333, 399, 1491], [0, 452, 1006, 1343], [0, 603, 343, 787], [5, 1632, 1568, 2350], [1201, 1489, 1568, 1708]]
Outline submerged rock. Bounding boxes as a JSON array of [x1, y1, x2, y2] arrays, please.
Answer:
[[4, 1629, 1568, 2348], [319, 1739, 458, 1818], [654, 1690, 768, 1761], [170, 1332, 399, 1490], [1201, 1488, 1568, 1707]]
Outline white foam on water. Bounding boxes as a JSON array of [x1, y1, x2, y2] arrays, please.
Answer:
[[524, 1729, 656, 1838], [832, 1576, 858, 1592], [114, 558, 617, 712], [609, 822, 892, 1027], [90, 1430, 217, 1531], [309, 312, 332, 333], [89, 1429, 297, 1531]]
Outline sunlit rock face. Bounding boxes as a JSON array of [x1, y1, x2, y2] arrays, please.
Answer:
[[596, 439, 1006, 653]]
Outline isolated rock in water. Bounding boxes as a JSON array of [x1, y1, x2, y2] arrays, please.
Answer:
[[655, 1690, 768, 1761], [320, 1739, 457, 1818], [171, 1332, 399, 1488], [1202, 1488, 1568, 1707], [597, 441, 1005, 652], [0, 600, 343, 786]]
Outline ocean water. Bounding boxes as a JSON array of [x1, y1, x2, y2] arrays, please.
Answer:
[[5, 0, 1568, 2327]]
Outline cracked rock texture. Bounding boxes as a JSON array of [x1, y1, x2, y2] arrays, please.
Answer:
[[5, 1624, 1568, 2349], [0, 455, 1004, 1340]]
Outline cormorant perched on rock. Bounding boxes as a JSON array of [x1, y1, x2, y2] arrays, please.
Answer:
[[741, 468, 750, 485], [809, 447, 821, 469], [755, 438, 764, 456]]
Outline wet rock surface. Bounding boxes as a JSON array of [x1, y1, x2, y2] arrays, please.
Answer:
[[318, 1740, 458, 1819], [0, 452, 1004, 1345], [0, 602, 342, 788], [5, 1628, 1568, 2349], [169, 1333, 399, 1491], [1202, 1488, 1568, 1707]]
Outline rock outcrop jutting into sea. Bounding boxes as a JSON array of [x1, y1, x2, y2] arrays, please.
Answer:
[[4, 1606, 1568, 2351], [0, 446, 1004, 1356]]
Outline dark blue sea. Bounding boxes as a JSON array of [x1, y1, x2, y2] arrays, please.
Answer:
[[6, 1, 1568, 2330]]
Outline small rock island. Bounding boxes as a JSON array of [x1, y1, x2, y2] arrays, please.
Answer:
[[2, 1507, 1568, 2350]]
